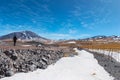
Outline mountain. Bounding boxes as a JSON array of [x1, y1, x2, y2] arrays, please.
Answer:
[[80, 35, 120, 41], [0, 31, 49, 42]]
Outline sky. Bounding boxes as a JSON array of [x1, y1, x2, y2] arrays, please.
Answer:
[[0, 0, 120, 40]]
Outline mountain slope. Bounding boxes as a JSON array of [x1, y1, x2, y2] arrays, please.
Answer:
[[0, 31, 49, 42], [80, 35, 120, 41]]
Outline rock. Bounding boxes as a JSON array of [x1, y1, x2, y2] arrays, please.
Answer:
[[0, 47, 64, 79], [29, 65, 37, 71], [11, 55, 18, 61], [4, 50, 18, 61], [0, 70, 5, 76], [5, 70, 14, 77]]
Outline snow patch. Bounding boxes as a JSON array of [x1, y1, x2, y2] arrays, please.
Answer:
[[67, 41, 76, 44], [89, 49, 120, 62], [21, 45, 32, 47], [1, 49, 113, 80]]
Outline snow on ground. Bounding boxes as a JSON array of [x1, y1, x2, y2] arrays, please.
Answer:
[[67, 41, 76, 44], [21, 45, 32, 47], [1, 49, 113, 80], [89, 49, 120, 62]]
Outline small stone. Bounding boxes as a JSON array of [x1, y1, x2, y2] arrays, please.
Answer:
[[29, 65, 36, 71], [5, 70, 14, 77], [92, 73, 96, 75], [11, 55, 17, 61]]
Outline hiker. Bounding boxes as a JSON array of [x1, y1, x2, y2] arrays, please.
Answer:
[[13, 35, 17, 46]]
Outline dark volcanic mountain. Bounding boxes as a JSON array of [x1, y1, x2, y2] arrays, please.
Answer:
[[0, 31, 49, 42]]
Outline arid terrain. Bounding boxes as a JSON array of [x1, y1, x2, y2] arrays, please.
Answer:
[[0, 31, 120, 80]]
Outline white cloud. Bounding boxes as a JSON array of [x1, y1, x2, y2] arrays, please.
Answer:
[[60, 21, 79, 34], [69, 1, 114, 30], [0, 24, 46, 36], [61, 22, 73, 28], [71, 6, 81, 17], [41, 33, 70, 40], [69, 29, 77, 34], [79, 34, 91, 38], [41, 32, 91, 40], [16, 0, 55, 25], [80, 22, 94, 29], [50, 33, 69, 37]]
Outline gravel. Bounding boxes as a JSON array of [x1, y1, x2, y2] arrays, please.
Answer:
[[0, 48, 64, 78], [88, 51, 120, 80]]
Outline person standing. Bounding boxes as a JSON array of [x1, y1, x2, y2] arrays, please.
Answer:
[[13, 35, 17, 46]]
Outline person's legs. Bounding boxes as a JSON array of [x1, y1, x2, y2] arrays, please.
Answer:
[[14, 41, 16, 46]]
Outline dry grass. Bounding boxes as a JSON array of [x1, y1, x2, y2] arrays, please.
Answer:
[[1, 39, 120, 53], [57, 40, 120, 52], [77, 41, 120, 52]]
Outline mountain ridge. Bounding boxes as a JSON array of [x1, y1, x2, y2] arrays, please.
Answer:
[[80, 35, 120, 41], [0, 31, 49, 42]]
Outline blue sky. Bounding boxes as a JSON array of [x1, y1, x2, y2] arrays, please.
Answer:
[[0, 0, 120, 40]]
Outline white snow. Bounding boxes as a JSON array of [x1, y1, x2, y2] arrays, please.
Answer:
[[67, 41, 76, 44], [21, 45, 32, 47], [23, 32, 27, 37], [1, 48, 113, 80], [89, 49, 120, 62]]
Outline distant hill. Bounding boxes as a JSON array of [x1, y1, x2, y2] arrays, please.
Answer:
[[0, 31, 49, 42], [80, 35, 120, 41]]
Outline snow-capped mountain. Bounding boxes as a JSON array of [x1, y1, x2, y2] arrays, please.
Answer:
[[80, 35, 120, 41], [91, 35, 107, 39], [0, 31, 49, 42], [109, 35, 120, 40]]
